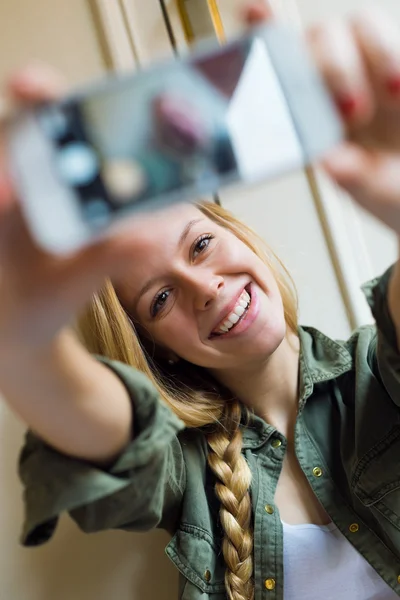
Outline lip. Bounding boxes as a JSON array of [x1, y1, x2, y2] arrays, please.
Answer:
[[209, 285, 249, 337], [209, 283, 260, 340]]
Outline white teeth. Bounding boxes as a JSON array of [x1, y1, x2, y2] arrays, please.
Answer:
[[228, 313, 240, 325], [213, 287, 252, 335]]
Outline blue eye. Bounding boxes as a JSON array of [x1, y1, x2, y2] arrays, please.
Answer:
[[192, 234, 214, 259], [151, 289, 171, 318]]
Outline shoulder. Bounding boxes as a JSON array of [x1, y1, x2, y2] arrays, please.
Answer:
[[300, 324, 377, 371], [342, 323, 377, 349]]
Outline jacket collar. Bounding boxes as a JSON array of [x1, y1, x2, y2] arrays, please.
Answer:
[[241, 326, 353, 449], [297, 326, 352, 407]]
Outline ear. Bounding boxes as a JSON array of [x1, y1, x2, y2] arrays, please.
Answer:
[[166, 353, 180, 365]]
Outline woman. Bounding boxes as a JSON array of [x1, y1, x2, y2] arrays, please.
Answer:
[[2, 2, 400, 599]]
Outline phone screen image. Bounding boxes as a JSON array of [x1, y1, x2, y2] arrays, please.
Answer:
[[36, 34, 303, 227]]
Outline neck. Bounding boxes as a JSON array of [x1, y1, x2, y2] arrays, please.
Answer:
[[212, 332, 300, 438]]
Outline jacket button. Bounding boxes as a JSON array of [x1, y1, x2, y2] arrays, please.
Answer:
[[349, 523, 359, 533], [397, 575, 400, 585], [265, 578, 276, 590], [204, 570, 211, 582], [313, 467, 323, 478], [271, 439, 282, 449], [265, 504, 274, 515]]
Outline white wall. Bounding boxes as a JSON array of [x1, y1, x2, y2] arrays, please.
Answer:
[[0, 0, 105, 85]]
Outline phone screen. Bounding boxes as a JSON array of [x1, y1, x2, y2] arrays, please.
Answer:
[[36, 34, 302, 227]]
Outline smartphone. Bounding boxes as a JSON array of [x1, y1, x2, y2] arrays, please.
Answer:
[[7, 23, 343, 255]]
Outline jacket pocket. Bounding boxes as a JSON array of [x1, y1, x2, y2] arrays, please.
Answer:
[[352, 425, 400, 529], [165, 523, 226, 596]]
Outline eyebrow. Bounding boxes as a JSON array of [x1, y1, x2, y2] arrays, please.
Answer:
[[178, 218, 203, 248], [133, 217, 203, 312]]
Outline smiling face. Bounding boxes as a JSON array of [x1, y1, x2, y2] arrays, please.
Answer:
[[116, 203, 287, 372]]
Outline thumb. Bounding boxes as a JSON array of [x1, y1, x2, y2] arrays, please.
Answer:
[[7, 63, 67, 103]]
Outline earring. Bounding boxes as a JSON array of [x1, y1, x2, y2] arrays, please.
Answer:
[[168, 357, 179, 366]]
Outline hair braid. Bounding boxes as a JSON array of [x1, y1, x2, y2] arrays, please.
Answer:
[[207, 400, 254, 600]]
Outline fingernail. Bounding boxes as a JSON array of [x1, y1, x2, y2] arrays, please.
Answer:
[[386, 75, 400, 95], [335, 93, 365, 119], [243, 1, 272, 24]]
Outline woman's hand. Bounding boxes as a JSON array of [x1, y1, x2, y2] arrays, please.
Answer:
[[245, 2, 400, 236], [0, 66, 138, 366]]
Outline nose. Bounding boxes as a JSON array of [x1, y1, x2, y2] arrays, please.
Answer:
[[181, 270, 224, 311]]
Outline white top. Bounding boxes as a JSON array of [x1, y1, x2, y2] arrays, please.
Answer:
[[282, 520, 398, 600]]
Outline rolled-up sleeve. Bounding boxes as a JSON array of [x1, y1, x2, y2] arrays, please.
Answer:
[[362, 264, 400, 405], [19, 358, 186, 547]]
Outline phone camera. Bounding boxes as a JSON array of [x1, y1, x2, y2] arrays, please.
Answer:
[[56, 142, 99, 187]]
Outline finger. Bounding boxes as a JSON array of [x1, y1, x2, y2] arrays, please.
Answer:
[[321, 141, 370, 189], [307, 20, 375, 129], [241, 1, 275, 27], [321, 142, 400, 232], [0, 63, 66, 126], [6, 62, 67, 104], [350, 8, 400, 108]]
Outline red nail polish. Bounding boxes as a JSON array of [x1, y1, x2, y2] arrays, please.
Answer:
[[336, 94, 359, 118], [386, 75, 400, 95]]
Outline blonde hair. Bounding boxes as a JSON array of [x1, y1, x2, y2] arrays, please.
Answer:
[[76, 202, 298, 600]]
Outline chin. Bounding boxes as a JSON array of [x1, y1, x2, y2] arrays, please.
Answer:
[[253, 314, 287, 355]]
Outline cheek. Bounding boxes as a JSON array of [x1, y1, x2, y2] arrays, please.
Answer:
[[152, 311, 199, 354], [241, 249, 277, 293]]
